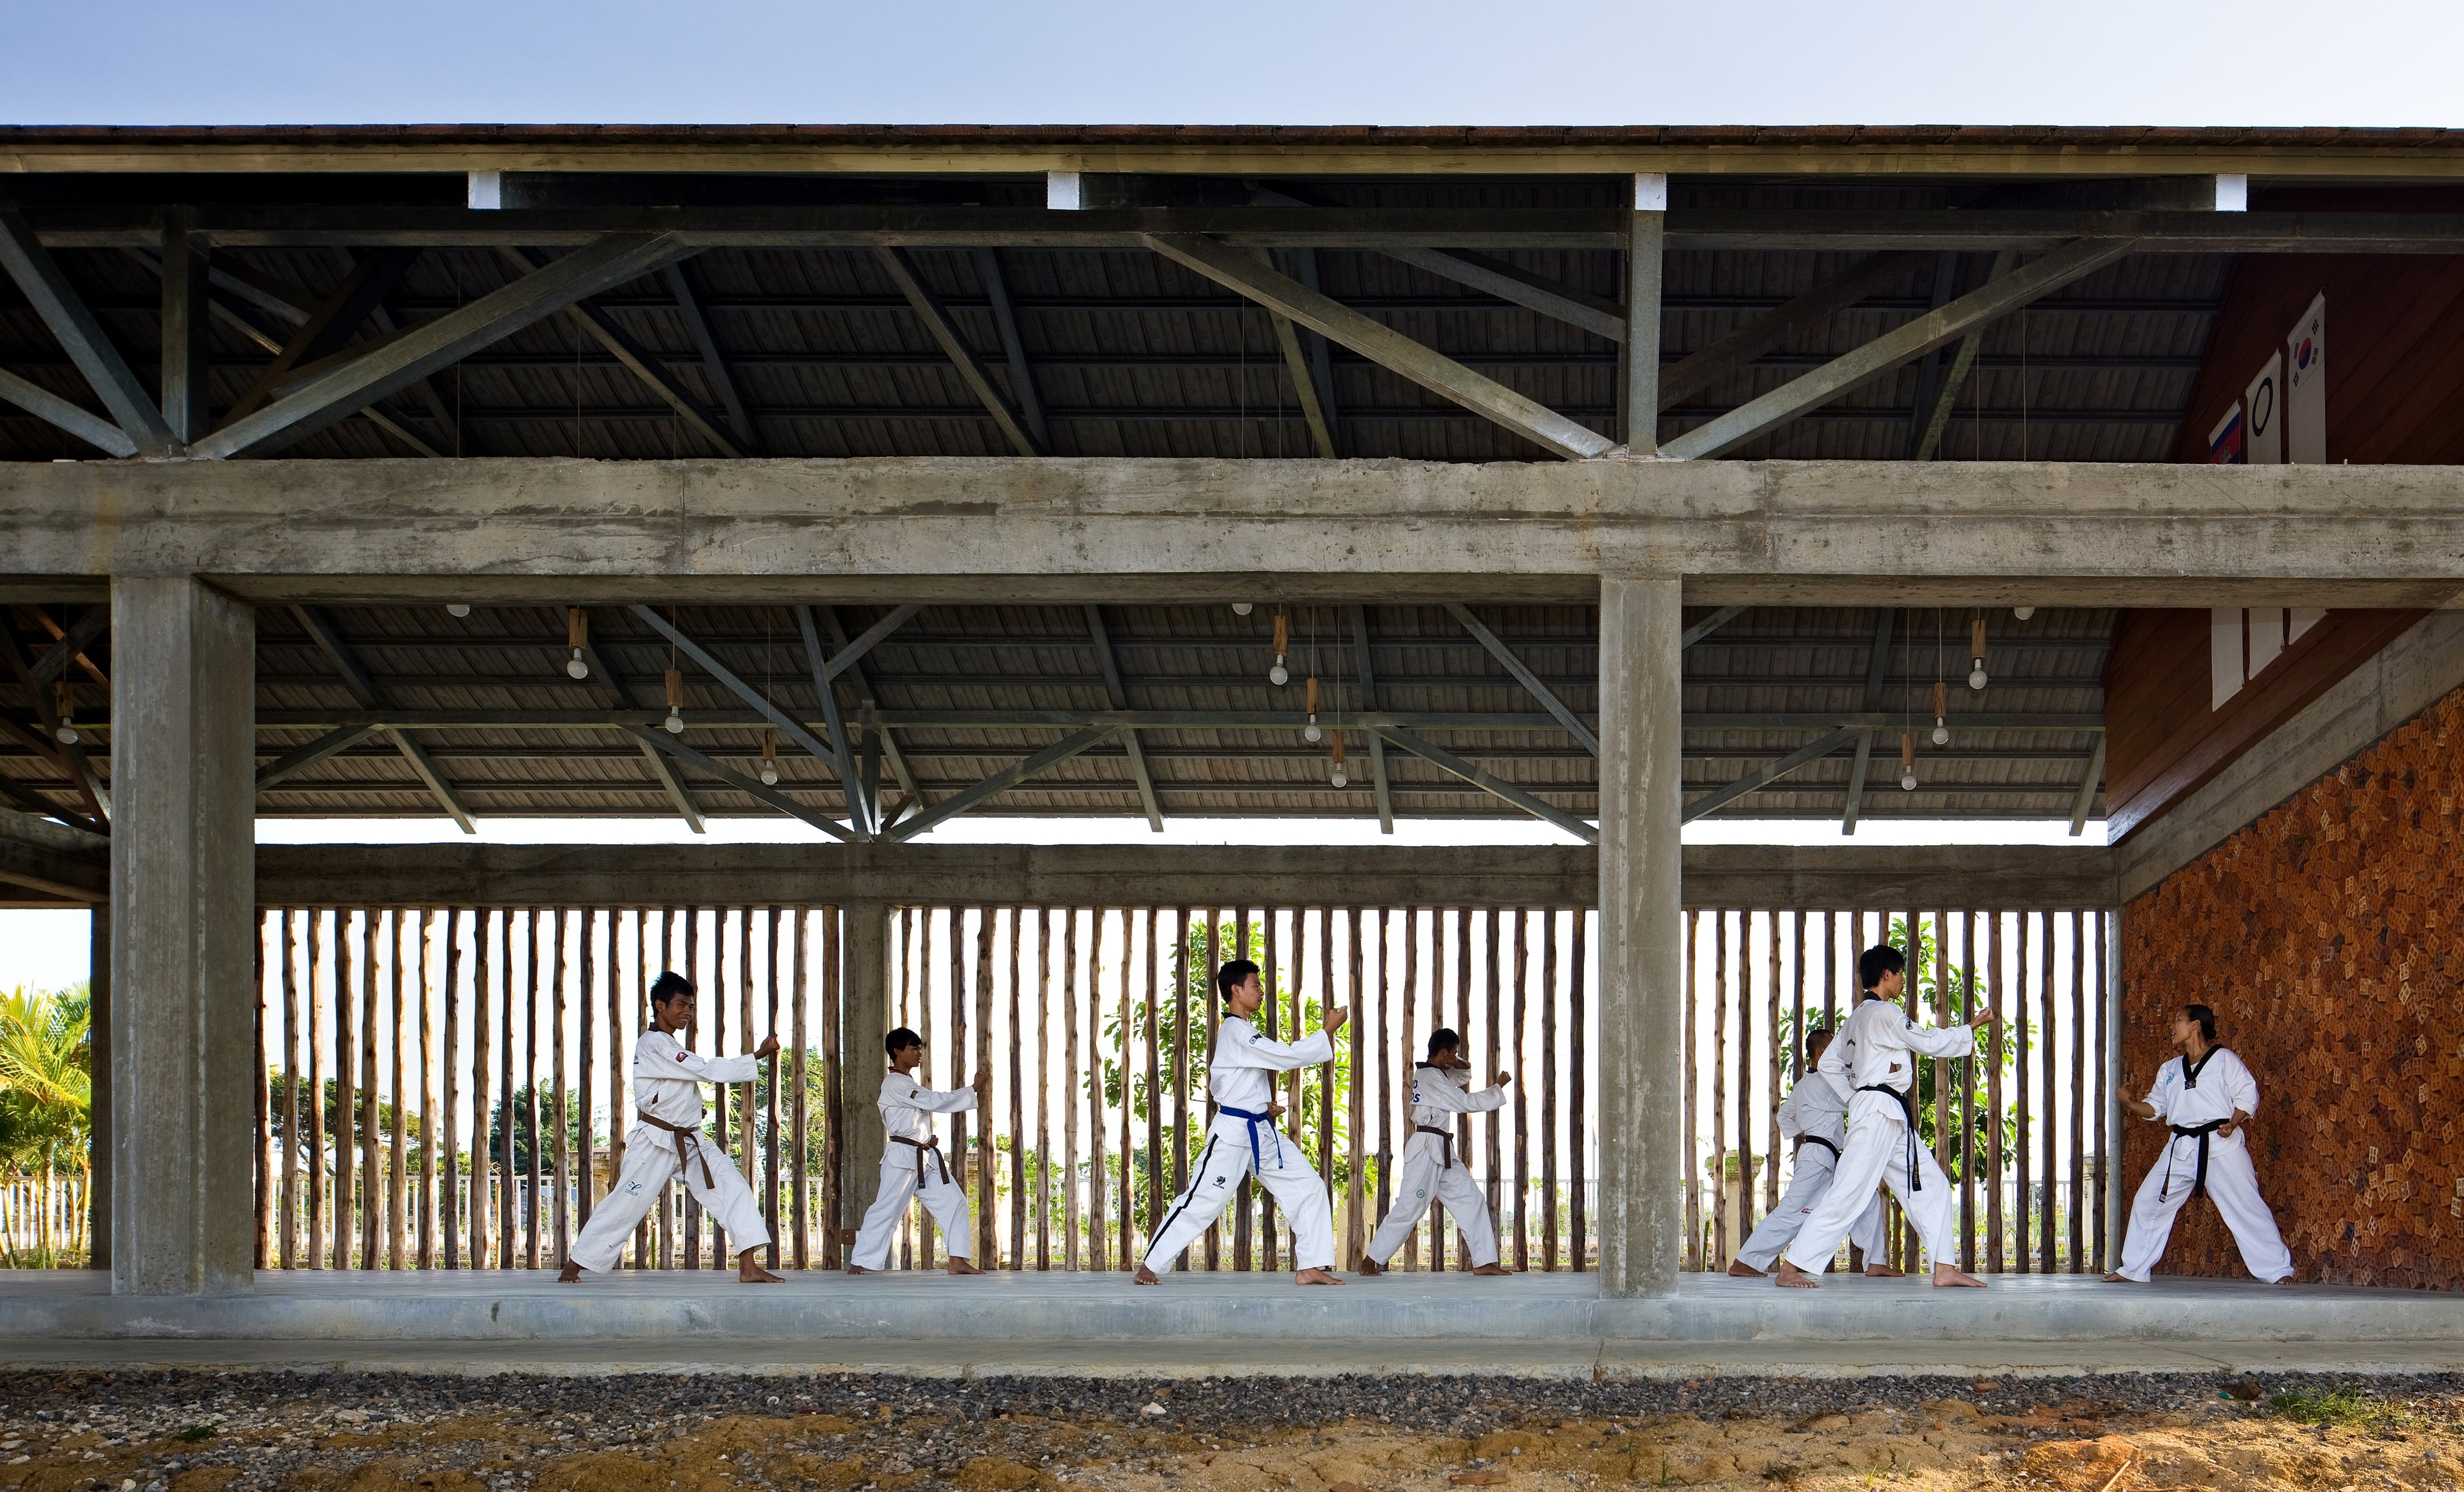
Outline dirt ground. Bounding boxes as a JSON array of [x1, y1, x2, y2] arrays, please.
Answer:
[[2, 1372, 2460, 1492]]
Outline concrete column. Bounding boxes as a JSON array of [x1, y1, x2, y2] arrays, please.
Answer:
[[1596, 575, 1685, 1295], [838, 900, 891, 1228], [86, 903, 111, 1270], [109, 576, 256, 1295]]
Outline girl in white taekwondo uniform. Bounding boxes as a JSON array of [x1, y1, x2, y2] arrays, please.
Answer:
[[2105, 1002, 2294, 1285], [1728, 1025, 1889, 1277], [845, 1026, 988, 1275], [561, 971, 782, 1284], [1356, 1028, 1513, 1276], [1776, 944, 1997, 1289], [1133, 958, 1349, 1287]]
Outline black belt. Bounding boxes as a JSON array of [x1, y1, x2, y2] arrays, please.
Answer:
[[1854, 1083, 1923, 1192], [1796, 1135, 1841, 1162], [891, 1133, 951, 1187], [1415, 1123, 1456, 1169], [2164, 1119, 2228, 1200], [636, 1110, 716, 1189]]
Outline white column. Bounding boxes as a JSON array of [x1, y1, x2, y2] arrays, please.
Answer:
[[1596, 575, 1685, 1293], [110, 575, 256, 1295]]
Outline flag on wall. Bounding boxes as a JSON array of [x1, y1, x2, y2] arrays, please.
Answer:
[[2208, 402, 2246, 463], [2287, 293, 2326, 463], [2244, 351, 2283, 465]]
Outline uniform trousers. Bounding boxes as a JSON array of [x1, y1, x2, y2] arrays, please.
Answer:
[[1142, 1113, 1335, 1272], [848, 1157, 976, 1269], [1734, 1142, 1888, 1271], [1362, 1131, 1500, 1268], [1782, 1099, 1957, 1274], [2114, 1131, 2292, 1283], [566, 1125, 771, 1272]]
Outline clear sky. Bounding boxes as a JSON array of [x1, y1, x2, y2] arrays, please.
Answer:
[[2, 0, 2457, 128]]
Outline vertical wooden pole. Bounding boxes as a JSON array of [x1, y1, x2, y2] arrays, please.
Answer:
[[605, 909, 626, 1265], [1932, 909, 1952, 1260], [1399, 909, 1418, 1271], [1231, 908, 1254, 1272], [1986, 910, 2005, 1275], [1539, 910, 1559, 1271], [1008, 908, 1030, 1271], [1734, 910, 1754, 1240], [1117, 909, 1137, 1271], [1168, 908, 1190, 1271], [1480, 908, 1501, 1247], [789, 908, 810, 1271], [1260, 907, 1279, 1269], [442, 909, 463, 1270], [1319, 909, 1338, 1250], [2039, 908, 2057, 1273], [549, 909, 570, 1268], [279, 911, 301, 1269], [526, 909, 544, 1271], [1065, 909, 1085, 1272], [821, 906, 843, 1270], [386, 910, 407, 1272], [1087, 911, 1108, 1273], [359, 909, 379, 1269], [2068, 908, 2086, 1273], [1765, 913, 1782, 1214], [681, 909, 703, 1268], [1791, 909, 1806, 1077], [497, 910, 516, 1271], [309, 911, 329, 1270], [2012, 909, 2031, 1275], [576, 908, 596, 1246], [1569, 909, 1588, 1272], [762, 908, 781, 1269], [1709, 910, 1728, 1269], [1201, 909, 1222, 1271], [2092, 909, 2110, 1275], [1348, 906, 1368, 1272], [1036, 909, 1055, 1271], [974, 908, 998, 1267], [1373, 908, 1395, 1261], [1506, 908, 1528, 1271], [1143, 908, 1161, 1268], [418, 910, 437, 1269], [1681, 908, 1698, 1272], [1960, 909, 1978, 1274], [254, 909, 271, 1271]]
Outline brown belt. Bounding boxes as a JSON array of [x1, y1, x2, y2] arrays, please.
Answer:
[[1416, 1123, 1457, 1169], [635, 1110, 715, 1189], [891, 1134, 951, 1186]]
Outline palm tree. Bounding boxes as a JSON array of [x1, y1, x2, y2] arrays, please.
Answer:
[[0, 984, 92, 1266]]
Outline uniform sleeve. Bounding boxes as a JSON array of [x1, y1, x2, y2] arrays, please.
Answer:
[[2143, 1070, 2173, 1123], [906, 1082, 979, 1114], [1409, 1070, 1481, 1113], [2223, 1052, 2259, 1115], [1815, 1031, 1850, 1085], [1213, 1024, 1334, 1072], [1896, 1008, 1976, 1060], [1773, 1087, 1807, 1139], [657, 1045, 759, 1085]]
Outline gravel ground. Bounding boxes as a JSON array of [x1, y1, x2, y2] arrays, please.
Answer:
[[2, 1369, 2460, 1492]]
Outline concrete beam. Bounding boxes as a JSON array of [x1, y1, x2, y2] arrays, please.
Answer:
[[0, 806, 106, 901], [2116, 610, 2464, 902], [108, 576, 256, 1295], [7, 458, 2464, 609]]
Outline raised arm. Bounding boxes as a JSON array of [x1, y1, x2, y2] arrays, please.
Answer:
[[1898, 1009, 1977, 1060], [1411, 1072, 1507, 1114], [906, 1079, 980, 1114], [1215, 1022, 1335, 1073]]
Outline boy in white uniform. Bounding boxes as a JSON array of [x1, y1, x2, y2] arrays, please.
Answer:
[[1356, 1028, 1513, 1276], [1729, 1025, 1890, 1277], [1133, 958, 1349, 1287], [2105, 1002, 2294, 1285], [846, 1026, 988, 1275], [1777, 945, 1996, 1289], [560, 971, 782, 1284]]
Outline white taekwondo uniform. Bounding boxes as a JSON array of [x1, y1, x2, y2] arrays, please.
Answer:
[[566, 1028, 772, 1272], [848, 1068, 979, 1270], [2114, 1045, 2292, 1283], [1362, 1062, 1508, 1268], [1734, 1065, 1887, 1271], [1781, 993, 1974, 1275], [1140, 1014, 1338, 1273]]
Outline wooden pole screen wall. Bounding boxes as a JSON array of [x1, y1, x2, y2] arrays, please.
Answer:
[[234, 903, 2110, 1275]]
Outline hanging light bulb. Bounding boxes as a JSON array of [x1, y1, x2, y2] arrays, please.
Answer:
[[1330, 729, 1348, 789], [1303, 675, 1322, 743], [1931, 680, 1950, 747], [2012, 606, 2035, 621], [1968, 616, 1989, 691], [1899, 730, 1919, 791], [52, 681, 78, 746], [446, 603, 472, 618], [760, 727, 780, 786], [1231, 601, 1253, 617], [663, 665, 687, 734], [1269, 610, 1290, 686], [565, 607, 591, 680]]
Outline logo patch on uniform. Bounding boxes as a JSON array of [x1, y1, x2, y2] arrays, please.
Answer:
[[910, 1088, 922, 1100], [675, 1051, 688, 1061], [624, 1181, 644, 1196], [1213, 1176, 1228, 1188]]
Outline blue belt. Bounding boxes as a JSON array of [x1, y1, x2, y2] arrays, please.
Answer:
[[1218, 1105, 1282, 1170]]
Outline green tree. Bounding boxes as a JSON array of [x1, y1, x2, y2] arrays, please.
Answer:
[[0, 984, 92, 1266]]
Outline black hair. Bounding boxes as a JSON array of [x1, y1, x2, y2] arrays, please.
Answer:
[[1216, 959, 1261, 1003], [1857, 944, 1906, 992], [1425, 1028, 1462, 1061], [1805, 1024, 1834, 1059], [649, 971, 694, 1007], [886, 1026, 923, 1058], [2182, 1004, 2218, 1043]]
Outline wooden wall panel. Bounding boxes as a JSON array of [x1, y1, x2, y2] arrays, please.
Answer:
[[2122, 684, 2464, 1288], [2104, 606, 2429, 839]]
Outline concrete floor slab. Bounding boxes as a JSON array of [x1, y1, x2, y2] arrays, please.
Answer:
[[3, 1268, 2462, 1380]]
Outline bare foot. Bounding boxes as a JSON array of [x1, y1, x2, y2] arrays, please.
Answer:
[[1295, 1267, 1346, 1286], [2101, 1271, 2132, 1283], [737, 1250, 784, 1284], [1471, 1263, 1511, 1276], [946, 1257, 984, 1275], [1931, 1262, 1988, 1288], [556, 1261, 583, 1284], [1133, 1264, 1162, 1286], [1355, 1258, 1386, 1277], [2276, 1276, 2298, 1285], [1863, 1262, 1906, 1278], [845, 1263, 869, 1276], [1774, 1261, 1818, 1289], [1727, 1260, 1766, 1278]]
